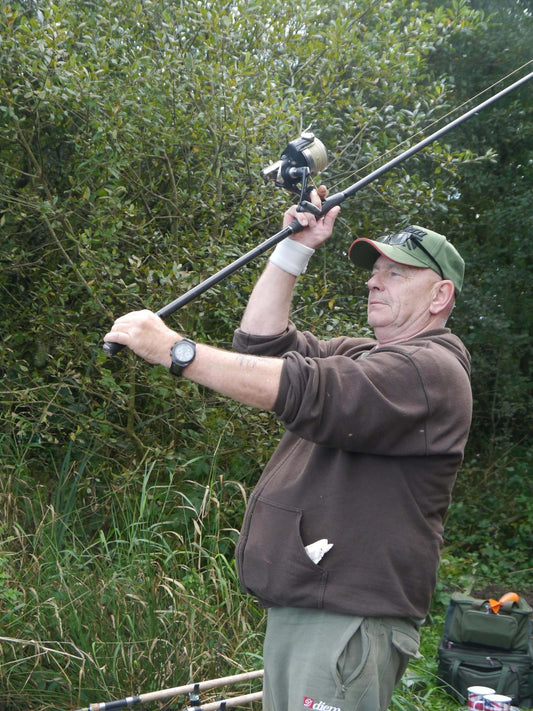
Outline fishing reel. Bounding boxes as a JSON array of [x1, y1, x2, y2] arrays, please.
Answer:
[[261, 131, 328, 216]]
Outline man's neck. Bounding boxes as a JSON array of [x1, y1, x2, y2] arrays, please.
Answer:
[[375, 321, 447, 346]]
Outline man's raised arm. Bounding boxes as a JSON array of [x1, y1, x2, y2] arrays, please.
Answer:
[[240, 187, 340, 336]]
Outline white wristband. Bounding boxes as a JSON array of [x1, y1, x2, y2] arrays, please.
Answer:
[[269, 238, 315, 276]]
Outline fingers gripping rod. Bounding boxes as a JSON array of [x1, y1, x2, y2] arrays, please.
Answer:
[[103, 70, 532, 356]]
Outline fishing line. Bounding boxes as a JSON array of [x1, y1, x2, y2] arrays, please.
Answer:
[[326, 60, 533, 193]]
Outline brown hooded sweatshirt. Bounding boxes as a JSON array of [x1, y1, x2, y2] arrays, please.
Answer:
[[232, 322, 472, 619]]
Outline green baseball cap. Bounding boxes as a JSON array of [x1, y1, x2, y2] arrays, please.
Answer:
[[348, 225, 465, 294]]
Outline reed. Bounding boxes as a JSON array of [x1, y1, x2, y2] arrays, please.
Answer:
[[0, 446, 264, 710]]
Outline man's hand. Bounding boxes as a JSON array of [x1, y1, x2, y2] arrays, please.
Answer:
[[103, 310, 178, 367], [283, 185, 340, 250]]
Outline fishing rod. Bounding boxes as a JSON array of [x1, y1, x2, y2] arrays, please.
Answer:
[[182, 691, 262, 711], [74, 668, 263, 711], [103, 69, 532, 356]]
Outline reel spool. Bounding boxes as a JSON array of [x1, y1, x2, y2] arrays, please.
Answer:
[[261, 131, 328, 194]]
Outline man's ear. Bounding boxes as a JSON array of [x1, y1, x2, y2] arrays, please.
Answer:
[[429, 280, 455, 316]]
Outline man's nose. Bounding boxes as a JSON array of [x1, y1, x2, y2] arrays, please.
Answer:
[[367, 273, 380, 289]]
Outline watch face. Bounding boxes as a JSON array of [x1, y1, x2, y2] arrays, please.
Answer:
[[174, 340, 195, 363], [170, 339, 196, 376]]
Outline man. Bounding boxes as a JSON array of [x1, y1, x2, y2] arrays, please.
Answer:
[[104, 189, 472, 711]]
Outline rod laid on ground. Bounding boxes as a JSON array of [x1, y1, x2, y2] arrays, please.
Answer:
[[183, 691, 263, 711], [74, 668, 264, 711], [102, 69, 532, 356]]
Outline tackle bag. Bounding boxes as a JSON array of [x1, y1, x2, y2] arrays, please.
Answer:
[[437, 593, 533, 707]]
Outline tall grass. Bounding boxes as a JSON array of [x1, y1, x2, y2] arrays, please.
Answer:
[[0, 443, 265, 711]]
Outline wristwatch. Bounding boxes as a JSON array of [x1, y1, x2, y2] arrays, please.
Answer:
[[169, 338, 196, 376]]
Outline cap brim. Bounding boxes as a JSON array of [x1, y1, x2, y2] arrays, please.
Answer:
[[348, 238, 434, 270]]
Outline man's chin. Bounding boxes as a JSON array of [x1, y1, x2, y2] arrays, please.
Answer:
[[367, 309, 390, 329]]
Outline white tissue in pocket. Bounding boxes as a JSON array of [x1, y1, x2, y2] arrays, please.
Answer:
[[304, 539, 333, 564]]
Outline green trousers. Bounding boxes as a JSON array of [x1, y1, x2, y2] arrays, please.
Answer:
[[262, 608, 421, 711]]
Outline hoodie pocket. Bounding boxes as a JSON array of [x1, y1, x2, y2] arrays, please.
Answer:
[[238, 497, 328, 608]]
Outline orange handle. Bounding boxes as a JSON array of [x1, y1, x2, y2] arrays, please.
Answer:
[[488, 592, 520, 614]]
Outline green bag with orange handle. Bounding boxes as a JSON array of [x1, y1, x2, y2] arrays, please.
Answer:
[[443, 591, 532, 651], [437, 592, 533, 706]]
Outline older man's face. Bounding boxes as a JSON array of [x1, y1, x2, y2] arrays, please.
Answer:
[[366, 255, 442, 344]]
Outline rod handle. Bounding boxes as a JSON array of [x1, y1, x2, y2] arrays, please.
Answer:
[[103, 340, 125, 357]]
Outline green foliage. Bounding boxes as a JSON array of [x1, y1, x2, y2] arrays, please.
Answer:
[[443, 447, 533, 593], [1, 0, 492, 494], [9, 447, 520, 711], [424, 0, 533, 455]]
